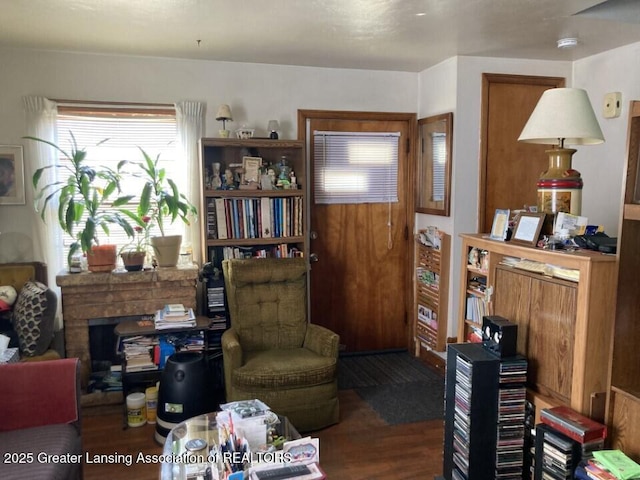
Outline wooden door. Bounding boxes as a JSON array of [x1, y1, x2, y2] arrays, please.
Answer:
[[298, 110, 415, 352], [479, 74, 565, 233]]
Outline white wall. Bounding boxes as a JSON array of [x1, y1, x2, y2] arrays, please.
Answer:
[[573, 42, 640, 235], [0, 47, 417, 262]]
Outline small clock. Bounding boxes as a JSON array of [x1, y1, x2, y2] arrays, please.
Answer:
[[481, 315, 517, 358]]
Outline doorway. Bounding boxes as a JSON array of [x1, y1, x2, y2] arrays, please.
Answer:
[[479, 74, 565, 233], [298, 110, 416, 352]]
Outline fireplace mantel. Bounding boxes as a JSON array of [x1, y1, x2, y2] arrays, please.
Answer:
[[57, 265, 199, 397]]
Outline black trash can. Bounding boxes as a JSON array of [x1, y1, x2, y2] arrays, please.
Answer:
[[155, 351, 214, 444]]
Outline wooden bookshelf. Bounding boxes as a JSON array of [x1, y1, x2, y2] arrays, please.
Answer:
[[413, 231, 450, 354], [457, 234, 616, 420], [607, 100, 640, 461]]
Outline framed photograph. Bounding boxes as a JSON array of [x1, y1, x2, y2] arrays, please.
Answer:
[[511, 212, 546, 246], [0, 145, 25, 205], [489, 209, 510, 241], [242, 156, 262, 184]]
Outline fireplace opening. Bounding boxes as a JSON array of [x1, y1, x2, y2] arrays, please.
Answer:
[[88, 315, 142, 393]]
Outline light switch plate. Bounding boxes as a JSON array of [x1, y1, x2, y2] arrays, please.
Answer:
[[603, 92, 622, 118]]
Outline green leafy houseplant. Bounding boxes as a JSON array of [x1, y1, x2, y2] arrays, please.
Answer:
[[26, 133, 134, 269], [120, 148, 197, 267]]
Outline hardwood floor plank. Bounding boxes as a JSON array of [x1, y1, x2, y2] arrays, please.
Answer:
[[82, 389, 444, 479]]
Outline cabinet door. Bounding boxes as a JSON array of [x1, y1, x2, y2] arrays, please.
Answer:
[[494, 267, 577, 404]]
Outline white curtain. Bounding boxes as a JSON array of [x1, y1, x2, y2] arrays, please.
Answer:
[[23, 96, 64, 328], [175, 101, 205, 265]]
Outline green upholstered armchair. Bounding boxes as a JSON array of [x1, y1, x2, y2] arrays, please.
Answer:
[[221, 257, 339, 432]]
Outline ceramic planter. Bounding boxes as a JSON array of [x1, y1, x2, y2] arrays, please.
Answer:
[[120, 251, 147, 272], [150, 235, 182, 267]]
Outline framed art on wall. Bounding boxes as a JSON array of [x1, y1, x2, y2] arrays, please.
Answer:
[[0, 145, 25, 205]]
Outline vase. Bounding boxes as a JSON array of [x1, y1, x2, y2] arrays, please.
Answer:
[[86, 244, 117, 273], [150, 235, 182, 267], [121, 251, 147, 272]]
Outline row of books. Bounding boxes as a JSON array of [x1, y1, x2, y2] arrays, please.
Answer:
[[206, 196, 303, 240], [220, 244, 304, 260], [465, 295, 489, 325]]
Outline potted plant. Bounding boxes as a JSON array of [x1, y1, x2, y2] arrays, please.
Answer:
[[120, 148, 197, 267], [26, 133, 134, 272], [119, 217, 150, 271]]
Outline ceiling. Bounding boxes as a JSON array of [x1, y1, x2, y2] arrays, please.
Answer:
[[1, 0, 640, 72]]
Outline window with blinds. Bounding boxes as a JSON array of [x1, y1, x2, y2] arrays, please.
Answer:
[[431, 132, 446, 201], [55, 106, 178, 262], [313, 131, 400, 204]]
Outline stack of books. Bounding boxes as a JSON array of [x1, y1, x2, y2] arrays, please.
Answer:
[[540, 406, 607, 455], [121, 335, 158, 372], [534, 406, 608, 479], [154, 304, 196, 330]]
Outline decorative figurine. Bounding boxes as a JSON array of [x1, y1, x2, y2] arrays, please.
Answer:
[[210, 162, 222, 189]]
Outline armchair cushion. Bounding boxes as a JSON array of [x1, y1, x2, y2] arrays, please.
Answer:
[[235, 348, 337, 390], [11, 281, 56, 357]]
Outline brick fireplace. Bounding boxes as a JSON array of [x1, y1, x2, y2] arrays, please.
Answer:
[[56, 265, 199, 403]]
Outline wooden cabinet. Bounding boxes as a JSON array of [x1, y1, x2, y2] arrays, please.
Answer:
[[457, 234, 616, 420], [607, 101, 640, 461], [413, 231, 450, 354], [198, 138, 306, 266]]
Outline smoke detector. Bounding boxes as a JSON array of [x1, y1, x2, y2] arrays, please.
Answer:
[[557, 38, 579, 49]]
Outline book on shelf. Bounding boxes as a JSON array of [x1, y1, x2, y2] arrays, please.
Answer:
[[540, 406, 607, 444]]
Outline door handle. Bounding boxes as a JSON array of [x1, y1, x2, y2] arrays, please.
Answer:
[[309, 253, 319, 263]]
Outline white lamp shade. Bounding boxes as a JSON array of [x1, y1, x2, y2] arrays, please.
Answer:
[[216, 104, 233, 121], [518, 88, 604, 146], [267, 120, 280, 131]]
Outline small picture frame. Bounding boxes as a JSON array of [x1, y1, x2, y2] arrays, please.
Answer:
[[0, 145, 25, 205], [489, 209, 510, 241], [242, 156, 262, 184], [511, 212, 546, 246]]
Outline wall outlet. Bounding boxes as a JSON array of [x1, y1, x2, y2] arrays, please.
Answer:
[[603, 92, 622, 118]]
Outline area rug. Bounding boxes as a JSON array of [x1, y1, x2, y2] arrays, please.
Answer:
[[338, 351, 445, 425]]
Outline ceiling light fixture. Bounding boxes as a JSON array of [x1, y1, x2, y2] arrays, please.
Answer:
[[557, 37, 578, 49]]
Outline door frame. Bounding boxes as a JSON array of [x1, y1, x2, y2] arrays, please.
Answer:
[[478, 74, 565, 233], [297, 109, 417, 350]]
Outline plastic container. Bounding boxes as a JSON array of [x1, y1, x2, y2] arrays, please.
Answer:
[[126, 392, 147, 428], [146, 386, 158, 424]]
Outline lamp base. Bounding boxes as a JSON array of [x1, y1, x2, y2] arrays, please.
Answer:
[[537, 148, 582, 217], [219, 129, 230, 138]]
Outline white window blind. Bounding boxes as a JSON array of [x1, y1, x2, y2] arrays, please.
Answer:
[[432, 132, 446, 201], [313, 131, 400, 204], [56, 108, 178, 261]]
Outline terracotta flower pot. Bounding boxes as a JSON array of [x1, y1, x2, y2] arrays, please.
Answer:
[[120, 251, 147, 272], [86, 244, 117, 273]]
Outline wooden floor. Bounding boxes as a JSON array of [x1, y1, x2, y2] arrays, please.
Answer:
[[82, 389, 445, 480]]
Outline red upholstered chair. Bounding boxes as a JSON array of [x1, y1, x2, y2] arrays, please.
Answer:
[[0, 358, 82, 480]]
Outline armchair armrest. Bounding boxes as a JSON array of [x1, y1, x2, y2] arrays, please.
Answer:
[[221, 328, 243, 396], [304, 323, 339, 358], [0, 358, 80, 432]]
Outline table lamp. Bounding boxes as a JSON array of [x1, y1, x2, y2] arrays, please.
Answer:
[[518, 87, 604, 216], [216, 104, 233, 138]]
